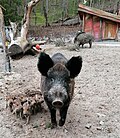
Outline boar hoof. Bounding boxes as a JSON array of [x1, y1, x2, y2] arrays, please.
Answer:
[[59, 119, 65, 126], [51, 122, 57, 129]]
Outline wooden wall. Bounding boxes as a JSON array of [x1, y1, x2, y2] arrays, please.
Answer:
[[80, 13, 118, 41]]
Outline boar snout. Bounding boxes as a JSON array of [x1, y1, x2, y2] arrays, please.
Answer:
[[23, 113, 28, 117], [52, 99, 63, 108], [23, 110, 28, 115]]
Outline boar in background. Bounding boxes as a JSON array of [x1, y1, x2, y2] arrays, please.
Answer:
[[74, 31, 94, 49]]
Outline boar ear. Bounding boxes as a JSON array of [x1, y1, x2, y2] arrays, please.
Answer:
[[37, 52, 54, 76], [66, 56, 82, 78]]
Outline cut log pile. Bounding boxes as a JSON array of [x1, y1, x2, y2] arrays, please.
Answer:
[[5, 92, 44, 124]]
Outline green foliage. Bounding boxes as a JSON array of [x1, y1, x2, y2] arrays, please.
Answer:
[[1, 0, 119, 26], [0, 0, 23, 25], [31, 0, 80, 25], [68, 0, 79, 16], [31, 13, 46, 25], [0, 0, 86, 26], [45, 122, 51, 128]]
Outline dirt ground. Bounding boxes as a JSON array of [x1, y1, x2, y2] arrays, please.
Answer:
[[0, 43, 120, 138]]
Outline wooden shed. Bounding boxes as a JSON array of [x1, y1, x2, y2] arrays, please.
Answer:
[[78, 4, 120, 41]]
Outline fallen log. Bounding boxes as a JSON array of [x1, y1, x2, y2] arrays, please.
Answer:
[[8, 39, 46, 59]]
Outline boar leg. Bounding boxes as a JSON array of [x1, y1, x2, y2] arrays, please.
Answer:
[[59, 106, 69, 126], [48, 107, 57, 128], [81, 44, 84, 48], [25, 115, 30, 125], [75, 43, 80, 51], [89, 40, 92, 48]]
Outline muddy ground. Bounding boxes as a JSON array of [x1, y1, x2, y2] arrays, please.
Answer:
[[0, 43, 120, 138]]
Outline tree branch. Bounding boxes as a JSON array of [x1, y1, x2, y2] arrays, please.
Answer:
[[21, 0, 41, 39]]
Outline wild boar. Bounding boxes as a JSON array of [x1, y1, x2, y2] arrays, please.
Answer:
[[37, 52, 82, 128], [12, 99, 23, 119], [22, 101, 31, 124], [74, 31, 94, 49], [34, 94, 44, 113]]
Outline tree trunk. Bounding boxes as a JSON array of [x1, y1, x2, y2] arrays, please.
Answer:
[[43, 6, 48, 26], [8, 0, 41, 59]]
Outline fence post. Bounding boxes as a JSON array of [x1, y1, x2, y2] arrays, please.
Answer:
[[0, 6, 11, 73]]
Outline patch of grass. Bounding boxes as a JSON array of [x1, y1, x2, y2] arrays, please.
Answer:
[[45, 122, 51, 129], [31, 13, 45, 25], [33, 124, 39, 128]]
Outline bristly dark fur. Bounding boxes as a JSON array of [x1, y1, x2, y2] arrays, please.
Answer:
[[66, 56, 82, 78], [37, 52, 54, 76], [37, 52, 82, 128]]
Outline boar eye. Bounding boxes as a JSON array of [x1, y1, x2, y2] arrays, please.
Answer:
[[64, 78, 70, 83], [59, 92, 62, 97], [50, 78, 54, 83]]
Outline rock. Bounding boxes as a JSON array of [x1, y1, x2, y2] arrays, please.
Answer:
[[0, 97, 3, 100], [1, 89, 4, 93], [0, 82, 3, 87], [107, 127, 112, 133], [96, 113, 106, 118], [85, 123, 92, 129], [99, 121, 104, 125], [33, 124, 39, 128], [5, 82, 11, 85], [64, 128, 68, 133], [18, 82, 23, 85], [63, 16, 80, 25], [78, 91, 82, 94], [96, 127, 103, 130]]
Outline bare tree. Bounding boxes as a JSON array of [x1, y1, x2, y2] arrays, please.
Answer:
[[8, 0, 41, 59], [116, 1, 119, 15], [43, 6, 49, 26]]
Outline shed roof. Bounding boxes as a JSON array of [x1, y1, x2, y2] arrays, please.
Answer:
[[78, 4, 120, 23]]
